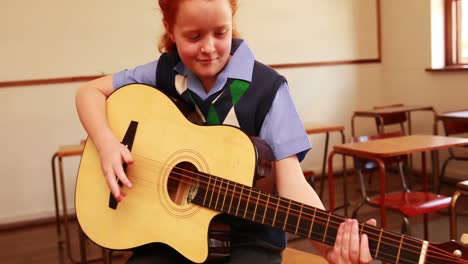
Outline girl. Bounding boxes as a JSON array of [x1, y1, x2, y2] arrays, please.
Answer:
[[76, 0, 375, 263]]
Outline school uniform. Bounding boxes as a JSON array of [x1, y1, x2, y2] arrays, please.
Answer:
[[113, 38, 311, 264]]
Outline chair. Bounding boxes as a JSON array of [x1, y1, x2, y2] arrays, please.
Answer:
[[450, 180, 468, 241], [51, 143, 110, 264], [373, 103, 408, 135], [351, 132, 452, 239], [362, 104, 409, 186], [438, 119, 468, 193], [351, 131, 409, 216]]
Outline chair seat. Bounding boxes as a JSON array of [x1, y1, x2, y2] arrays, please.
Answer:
[[368, 192, 451, 216], [457, 180, 468, 191]]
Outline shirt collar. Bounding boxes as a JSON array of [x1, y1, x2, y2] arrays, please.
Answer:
[[224, 38, 255, 82]]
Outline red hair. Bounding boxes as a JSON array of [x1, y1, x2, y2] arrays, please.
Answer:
[[158, 0, 239, 53]]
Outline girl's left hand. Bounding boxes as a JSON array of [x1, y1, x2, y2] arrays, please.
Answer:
[[325, 218, 377, 264]]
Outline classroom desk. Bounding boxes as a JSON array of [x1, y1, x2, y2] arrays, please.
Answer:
[[435, 109, 468, 190], [326, 135, 468, 230], [436, 109, 468, 124], [303, 123, 348, 215], [51, 143, 109, 264], [351, 105, 436, 137]]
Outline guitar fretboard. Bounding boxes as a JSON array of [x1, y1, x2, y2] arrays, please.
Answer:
[[190, 173, 424, 264]]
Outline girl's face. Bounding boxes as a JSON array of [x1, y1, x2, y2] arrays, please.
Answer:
[[167, 0, 233, 91]]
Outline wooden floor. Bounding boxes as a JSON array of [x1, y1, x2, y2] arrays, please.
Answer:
[[1, 172, 466, 264]]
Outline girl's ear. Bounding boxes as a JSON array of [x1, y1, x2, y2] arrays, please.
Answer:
[[163, 20, 175, 41]]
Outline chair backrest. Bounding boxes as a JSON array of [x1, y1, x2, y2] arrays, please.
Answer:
[[373, 104, 407, 133], [443, 120, 468, 136], [350, 131, 409, 199], [442, 119, 468, 155]]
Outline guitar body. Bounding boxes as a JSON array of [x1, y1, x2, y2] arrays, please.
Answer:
[[75, 84, 259, 263]]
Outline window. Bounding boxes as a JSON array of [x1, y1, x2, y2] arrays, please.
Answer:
[[445, 0, 468, 65]]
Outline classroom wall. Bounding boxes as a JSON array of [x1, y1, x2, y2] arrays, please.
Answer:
[[2, 0, 464, 225], [380, 0, 468, 178]]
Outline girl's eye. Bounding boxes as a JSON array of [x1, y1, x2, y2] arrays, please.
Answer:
[[186, 33, 200, 40], [215, 30, 227, 37]]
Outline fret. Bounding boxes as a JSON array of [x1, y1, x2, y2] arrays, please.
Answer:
[[283, 202, 291, 231], [399, 236, 424, 264], [243, 188, 252, 219], [251, 191, 261, 222], [244, 188, 258, 220], [261, 194, 270, 225], [263, 196, 277, 227], [285, 202, 302, 235], [310, 210, 328, 242], [271, 197, 281, 227], [307, 207, 316, 239], [235, 185, 245, 216], [375, 228, 383, 259], [322, 214, 331, 243], [219, 178, 228, 212], [273, 199, 289, 229], [213, 177, 221, 210], [395, 235, 404, 263], [378, 229, 401, 263], [323, 214, 339, 245], [202, 174, 213, 206], [359, 224, 382, 260], [227, 182, 239, 215], [295, 204, 304, 235]]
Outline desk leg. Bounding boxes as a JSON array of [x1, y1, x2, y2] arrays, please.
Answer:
[[79, 228, 87, 264], [319, 132, 330, 199], [327, 150, 336, 212], [422, 152, 429, 240], [431, 150, 440, 192], [51, 153, 61, 241], [407, 112, 412, 135], [340, 131, 348, 217], [376, 158, 387, 228], [321, 132, 348, 216], [58, 157, 75, 263], [450, 190, 461, 240]]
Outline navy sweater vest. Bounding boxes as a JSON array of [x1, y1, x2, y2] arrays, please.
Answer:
[[155, 52, 288, 248]]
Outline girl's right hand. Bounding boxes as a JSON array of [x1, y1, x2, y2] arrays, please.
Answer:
[[97, 139, 134, 202]]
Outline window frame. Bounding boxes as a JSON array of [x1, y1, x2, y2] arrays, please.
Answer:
[[445, 0, 466, 65]]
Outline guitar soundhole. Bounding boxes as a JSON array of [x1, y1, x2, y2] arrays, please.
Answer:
[[168, 162, 198, 206]]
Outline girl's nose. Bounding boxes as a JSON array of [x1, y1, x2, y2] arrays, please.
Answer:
[[201, 37, 215, 54]]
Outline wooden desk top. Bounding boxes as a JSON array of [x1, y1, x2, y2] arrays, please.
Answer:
[[333, 134, 468, 158], [436, 109, 468, 123], [303, 123, 344, 135], [353, 105, 434, 117]]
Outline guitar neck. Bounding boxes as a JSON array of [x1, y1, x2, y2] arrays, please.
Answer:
[[190, 173, 426, 264]]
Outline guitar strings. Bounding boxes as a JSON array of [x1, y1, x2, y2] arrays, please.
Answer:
[[131, 163, 462, 264], [129, 154, 465, 264], [128, 157, 464, 264], [125, 154, 466, 264]]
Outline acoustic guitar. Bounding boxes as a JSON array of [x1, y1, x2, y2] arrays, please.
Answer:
[[75, 84, 468, 264]]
